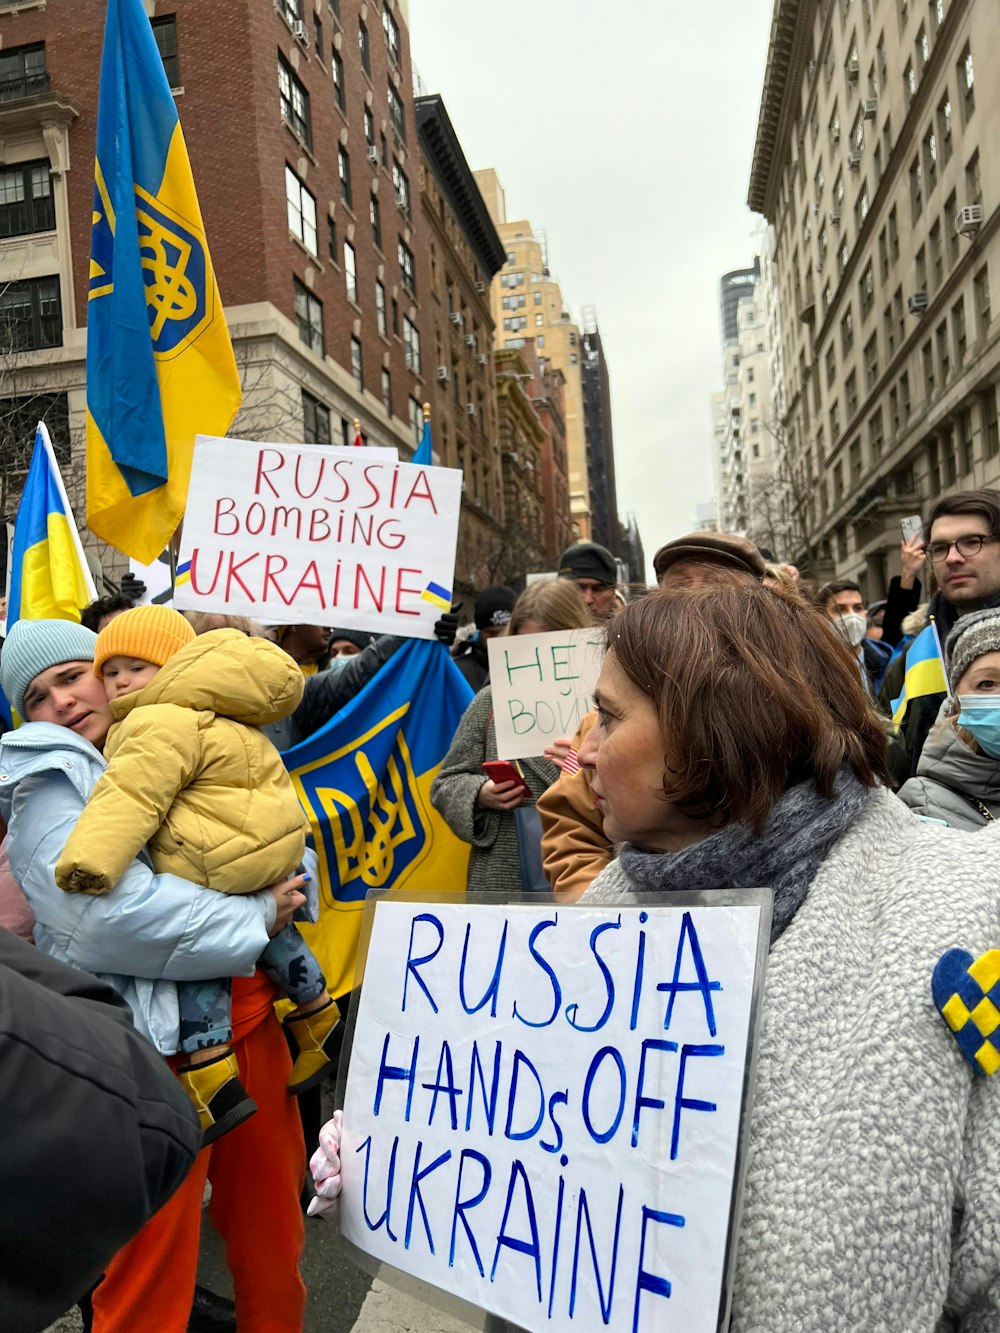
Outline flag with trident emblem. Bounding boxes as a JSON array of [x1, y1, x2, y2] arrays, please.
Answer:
[[86, 0, 242, 563]]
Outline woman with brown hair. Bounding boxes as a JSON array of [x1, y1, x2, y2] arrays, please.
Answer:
[[579, 582, 1000, 1330], [431, 580, 593, 892]]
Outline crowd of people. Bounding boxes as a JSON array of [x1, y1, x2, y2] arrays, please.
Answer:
[[4, 492, 1000, 1330]]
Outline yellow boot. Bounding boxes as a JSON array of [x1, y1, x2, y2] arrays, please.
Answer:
[[176, 1051, 257, 1145], [284, 999, 341, 1095]]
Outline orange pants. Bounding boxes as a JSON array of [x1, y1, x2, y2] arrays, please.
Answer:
[[91, 972, 307, 1333]]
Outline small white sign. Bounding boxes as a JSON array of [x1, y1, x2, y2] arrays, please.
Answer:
[[340, 895, 768, 1333], [174, 435, 462, 637], [488, 628, 605, 760]]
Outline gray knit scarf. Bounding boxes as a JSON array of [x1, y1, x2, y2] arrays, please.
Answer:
[[617, 768, 876, 945]]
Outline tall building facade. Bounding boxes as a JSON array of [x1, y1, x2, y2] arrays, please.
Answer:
[[415, 93, 505, 605], [580, 307, 621, 554], [0, 0, 430, 557], [749, 0, 1000, 597], [712, 264, 759, 531], [494, 344, 546, 581], [474, 167, 588, 542]]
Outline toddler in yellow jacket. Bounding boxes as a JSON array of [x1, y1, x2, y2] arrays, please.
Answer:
[[55, 607, 340, 1143]]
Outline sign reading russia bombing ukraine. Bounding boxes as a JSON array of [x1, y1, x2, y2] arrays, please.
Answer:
[[340, 893, 771, 1332], [174, 435, 462, 638]]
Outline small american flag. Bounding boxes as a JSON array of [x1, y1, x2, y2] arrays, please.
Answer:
[[561, 747, 581, 777]]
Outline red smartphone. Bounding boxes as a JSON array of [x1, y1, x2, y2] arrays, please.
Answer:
[[482, 760, 532, 798]]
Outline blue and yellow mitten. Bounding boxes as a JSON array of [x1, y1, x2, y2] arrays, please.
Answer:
[[932, 948, 1000, 1077]]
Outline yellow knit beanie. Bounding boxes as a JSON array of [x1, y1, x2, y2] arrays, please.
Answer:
[[94, 606, 196, 677]]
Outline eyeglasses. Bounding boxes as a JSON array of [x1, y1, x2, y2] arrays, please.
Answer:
[[926, 535, 999, 563]]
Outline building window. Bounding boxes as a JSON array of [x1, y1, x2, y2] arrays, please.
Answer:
[[350, 336, 363, 391], [537, 335, 545, 349], [884, 302, 895, 356], [277, 0, 303, 23], [841, 306, 855, 355], [894, 286, 906, 347], [327, 216, 337, 263], [855, 180, 870, 229], [937, 94, 953, 165], [878, 226, 889, 282], [0, 43, 47, 103], [381, 368, 392, 415], [533, 291, 542, 306], [960, 407, 975, 474], [403, 316, 420, 372], [849, 437, 863, 482], [278, 55, 311, 147], [302, 390, 331, 444], [0, 274, 62, 349], [382, 6, 400, 63], [826, 342, 837, 389], [922, 339, 936, 399], [846, 370, 858, 417], [391, 159, 409, 215], [293, 278, 323, 356], [338, 147, 352, 208], [314, 14, 324, 61], [358, 20, 370, 74], [909, 157, 923, 222], [982, 388, 999, 457], [952, 297, 967, 368], [922, 127, 937, 194], [944, 190, 959, 265], [869, 406, 884, 458], [959, 45, 975, 123], [369, 196, 382, 251], [332, 51, 345, 110], [975, 265, 992, 339], [364, 108, 376, 150], [915, 24, 929, 75], [838, 235, 849, 276], [903, 60, 916, 108], [930, 0, 945, 34], [344, 241, 357, 303], [0, 160, 54, 239], [285, 166, 317, 256], [965, 150, 982, 207], [534, 311, 544, 327], [408, 397, 424, 445], [864, 332, 879, 388], [398, 239, 415, 294], [900, 369, 912, 422], [151, 16, 181, 89], [916, 244, 927, 293], [376, 280, 387, 337], [387, 84, 405, 141]]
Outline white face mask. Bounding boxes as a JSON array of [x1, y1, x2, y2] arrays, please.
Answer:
[[835, 612, 868, 647]]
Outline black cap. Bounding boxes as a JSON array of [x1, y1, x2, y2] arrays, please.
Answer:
[[557, 542, 617, 586], [329, 627, 376, 651], [474, 586, 517, 630]]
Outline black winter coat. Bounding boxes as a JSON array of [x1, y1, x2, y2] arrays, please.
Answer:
[[0, 930, 200, 1332]]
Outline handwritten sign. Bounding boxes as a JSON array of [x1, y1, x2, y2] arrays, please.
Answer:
[[488, 629, 604, 760], [174, 435, 462, 636], [339, 893, 769, 1333]]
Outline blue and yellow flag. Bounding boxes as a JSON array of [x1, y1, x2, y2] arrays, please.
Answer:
[[891, 621, 949, 724], [283, 639, 473, 998], [86, 0, 241, 564], [8, 423, 97, 630], [412, 401, 433, 466]]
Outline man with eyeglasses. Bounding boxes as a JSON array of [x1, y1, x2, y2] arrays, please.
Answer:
[[880, 487, 1000, 779]]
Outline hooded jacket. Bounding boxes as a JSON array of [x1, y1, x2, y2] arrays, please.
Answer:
[[898, 710, 1000, 828], [0, 928, 200, 1332], [56, 629, 310, 897], [0, 723, 276, 1054]]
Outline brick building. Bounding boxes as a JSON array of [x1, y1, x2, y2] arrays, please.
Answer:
[[414, 92, 506, 608], [0, 0, 430, 558], [524, 353, 572, 564], [494, 345, 546, 581]]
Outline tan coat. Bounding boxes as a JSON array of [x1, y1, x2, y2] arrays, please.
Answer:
[[536, 711, 612, 902], [56, 630, 309, 896]]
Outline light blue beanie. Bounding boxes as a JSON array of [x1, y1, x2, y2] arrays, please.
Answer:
[[1, 620, 99, 719]]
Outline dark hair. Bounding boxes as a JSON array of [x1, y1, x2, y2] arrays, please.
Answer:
[[606, 583, 888, 832], [927, 488, 1000, 538], [80, 594, 134, 632], [814, 579, 862, 608]]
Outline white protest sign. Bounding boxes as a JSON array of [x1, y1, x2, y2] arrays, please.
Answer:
[[174, 435, 462, 636], [340, 894, 769, 1333], [488, 629, 605, 760]]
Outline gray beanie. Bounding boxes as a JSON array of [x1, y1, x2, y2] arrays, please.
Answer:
[[0, 620, 99, 718], [945, 607, 1000, 690]]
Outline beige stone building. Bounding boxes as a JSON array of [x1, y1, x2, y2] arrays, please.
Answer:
[[749, 0, 1000, 598], [474, 168, 589, 541]]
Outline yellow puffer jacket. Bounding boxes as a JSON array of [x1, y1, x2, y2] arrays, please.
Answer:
[[55, 630, 309, 896]]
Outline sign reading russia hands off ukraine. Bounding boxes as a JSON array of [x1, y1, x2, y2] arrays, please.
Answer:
[[175, 435, 462, 637]]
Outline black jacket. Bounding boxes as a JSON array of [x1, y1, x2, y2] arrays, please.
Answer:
[[881, 574, 922, 649], [0, 930, 201, 1332], [451, 636, 490, 693]]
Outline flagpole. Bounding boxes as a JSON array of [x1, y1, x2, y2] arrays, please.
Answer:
[[929, 614, 951, 697], [37, 422, 99, 601]]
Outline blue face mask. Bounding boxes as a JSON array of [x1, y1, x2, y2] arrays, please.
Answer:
[[326, 654, 354, 675], [956, 696, 1000, 759]]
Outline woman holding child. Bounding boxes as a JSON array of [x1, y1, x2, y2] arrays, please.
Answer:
[[0, 614, 315, 1332]]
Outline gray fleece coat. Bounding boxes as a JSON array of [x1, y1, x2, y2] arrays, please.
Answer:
[[430, 686, 558, 893], [583, 789, 1000, 1332], [899, 714, 1000, 830]]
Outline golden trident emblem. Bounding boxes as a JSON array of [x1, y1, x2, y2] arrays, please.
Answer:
[[136, 199, 199, 344]]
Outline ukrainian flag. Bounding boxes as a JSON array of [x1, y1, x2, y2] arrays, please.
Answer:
[[891, 622, 948, 724], [411, 402, 433, 466], [283, 639, 473, 999], [86, 0, 241, 564], [8, 424, 97, 630]]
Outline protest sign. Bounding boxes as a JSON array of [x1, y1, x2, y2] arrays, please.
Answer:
[[488, 629, 605, 760], [174, 435, 462, 637], [339, 891, 771, 1333]]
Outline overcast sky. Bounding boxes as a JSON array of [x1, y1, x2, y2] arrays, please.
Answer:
[[410, 0, 775, 572]]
